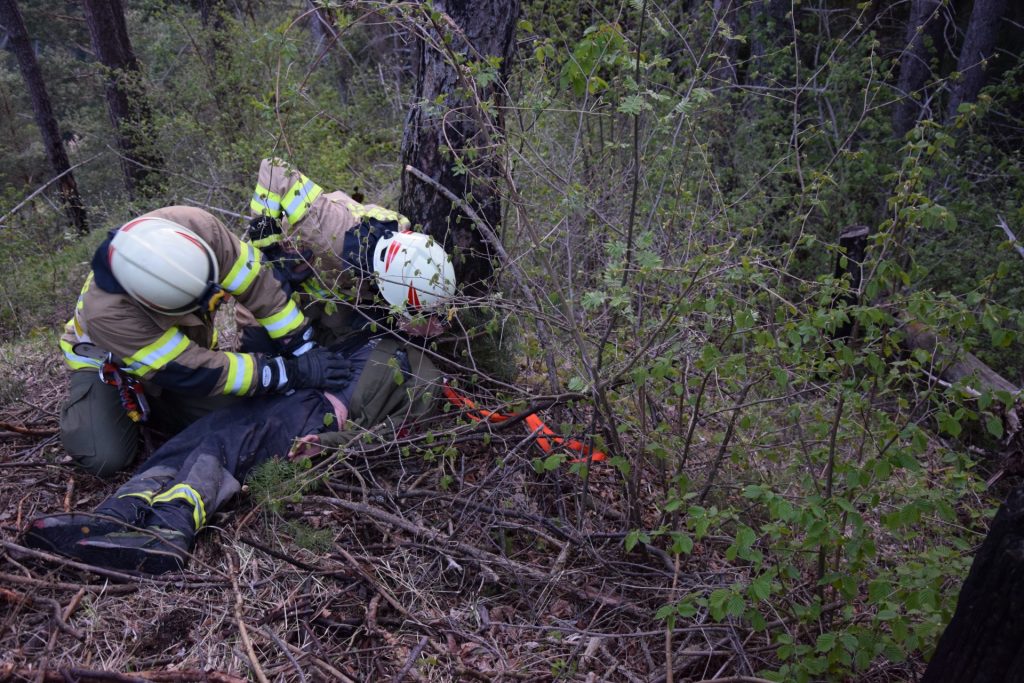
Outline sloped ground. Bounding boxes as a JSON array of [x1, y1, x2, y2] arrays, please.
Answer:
[[0, 337, 935, 683]]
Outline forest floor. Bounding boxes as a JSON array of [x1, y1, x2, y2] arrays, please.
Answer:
[[0, 337, 930, 683]]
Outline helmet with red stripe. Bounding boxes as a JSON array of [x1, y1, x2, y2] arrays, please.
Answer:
[[372, 231, 456, 316], [108, 216, 219, 315]]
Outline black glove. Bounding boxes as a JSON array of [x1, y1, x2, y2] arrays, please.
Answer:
[[247, 215, 282, 249], [278, 323, 317, 358], [255, 347, 353, 393]]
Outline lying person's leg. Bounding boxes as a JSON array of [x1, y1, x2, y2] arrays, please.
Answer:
[[25, 390, 337, 571]]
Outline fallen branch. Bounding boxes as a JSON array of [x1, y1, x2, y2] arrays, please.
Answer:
[[309, 495, 647, 618], [0, 421, 58, 437], [9, 668, 245, 682], [0, 586, 84, 639], [228, 552, 270, 683]]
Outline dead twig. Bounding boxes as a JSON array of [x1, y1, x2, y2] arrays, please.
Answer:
[[0, 421, 58, 437], [228, 552, 270, 683]]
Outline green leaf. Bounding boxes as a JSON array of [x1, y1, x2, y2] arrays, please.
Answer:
[[987, 416, 1004, 439], [816, 633, 837, 653]]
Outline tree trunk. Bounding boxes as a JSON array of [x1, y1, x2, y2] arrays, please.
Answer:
[[946, 0, 1008, 122], [80, 0, 163, 198], [892, 0, 945, 138], [0, 0, 88, 235], [399, 0, 520, 290], [708, 0, 739, 89], [747, 0, 789, 88], [307, 0, 349, 106], [923, 485, 1024, 682]]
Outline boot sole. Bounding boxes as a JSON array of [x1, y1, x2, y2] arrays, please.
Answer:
[[75, 537, 187, 574], [22, 514, 126, 555]]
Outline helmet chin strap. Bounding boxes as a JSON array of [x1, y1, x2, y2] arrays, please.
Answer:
[[196, 282, 228, 317]]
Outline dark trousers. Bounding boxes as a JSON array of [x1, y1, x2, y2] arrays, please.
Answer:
[[60, 370, 244, 478], [100, 389, 335, 535]]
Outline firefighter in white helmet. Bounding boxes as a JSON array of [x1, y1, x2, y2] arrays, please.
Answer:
[[59, 207, 354, 477], [238, 158, 457, 353]]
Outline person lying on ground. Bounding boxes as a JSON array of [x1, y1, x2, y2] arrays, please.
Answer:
[[24, 331, 442, 574], [239, 157, 456, 352], [59, 207, 351, 478]]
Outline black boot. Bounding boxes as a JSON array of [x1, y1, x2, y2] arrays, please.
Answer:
[[22, 490, 153, 557], [74, 526, 192, 574]]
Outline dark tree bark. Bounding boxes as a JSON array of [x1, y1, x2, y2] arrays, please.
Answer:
[[80, 0, 163, 198], [747, 0, 789, 88], [307, 0, 349, 106], [946, 0, 1008, 122], [399, 0, 520, 290], [0, 0, 88, 234], [892, 0, 945, 138], [923, 485, 1024, 682], [708, 0, 739, 89]]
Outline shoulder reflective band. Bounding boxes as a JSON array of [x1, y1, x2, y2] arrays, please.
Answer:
[[220, 241, 261, 295], [60, 336, 102, 370], [151, 483, 207, 530], [346, 202, 410, 228], [251, 184, 283, 218], [222, 352, 255, 395], [441, 383, 606, 463], [299, 279, 338, 315], [282, 176, 323, 225], [256, 298, 304, 339], [121, 328, 191, 377]]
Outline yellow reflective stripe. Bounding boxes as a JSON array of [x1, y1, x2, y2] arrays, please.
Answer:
[[282, 176, 323, 224], [151, 484, 206, 529], [299, 279, 338, 315], [251, 184, 283, 217], [346, 202, 409, 228], [251, 233, 281, 249], [220, 241, 261, 295], [256, 299, 304, 339], [60, 337, 101, 370], [212, 328, 219, 349], [222, 352, 255, 395], [122, 328, 190, 376]]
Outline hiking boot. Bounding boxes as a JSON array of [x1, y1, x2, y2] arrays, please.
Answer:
[[75, 527, 191, 574], [22, 513, 128, 556]]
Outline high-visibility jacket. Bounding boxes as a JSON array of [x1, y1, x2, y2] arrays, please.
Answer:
[[246, 157, 411, 338], [59, 206, 307, 396]]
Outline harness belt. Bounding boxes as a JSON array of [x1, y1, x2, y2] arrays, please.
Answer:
[[442, 382, 606, 463]]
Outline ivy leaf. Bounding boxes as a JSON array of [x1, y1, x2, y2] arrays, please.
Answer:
[[987, 416, 1004, 439]]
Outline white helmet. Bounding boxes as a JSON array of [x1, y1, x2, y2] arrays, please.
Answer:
[[372, 230, 456, 316], [108, 216, 218, 315]]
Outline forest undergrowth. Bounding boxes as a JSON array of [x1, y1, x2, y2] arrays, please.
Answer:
[[2, 1, 1024, 681]]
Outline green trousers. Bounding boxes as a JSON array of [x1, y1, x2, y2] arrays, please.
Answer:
[[60, 371, 244, 478]]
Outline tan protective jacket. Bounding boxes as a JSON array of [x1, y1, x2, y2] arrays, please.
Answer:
[[60, 206, 306, 396], [245, 158, 410, 340]]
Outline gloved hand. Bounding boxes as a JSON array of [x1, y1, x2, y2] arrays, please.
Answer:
[[279, 323, 317, 357], [256, 347, 353, 393], [284, 347, 353, 392], [247, 215, 282, 249]]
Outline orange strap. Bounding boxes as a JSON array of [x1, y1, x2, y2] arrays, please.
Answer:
[[443, 384, 606, 463]]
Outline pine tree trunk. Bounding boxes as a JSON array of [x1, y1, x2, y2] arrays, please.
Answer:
[[923, 485, 1024, 682], [946, 0, 1008, 122], [399, 0, 520, 290], [80, 0, 163, 198], [892, 0, 944, 138], [0, 0, 88, 235]]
